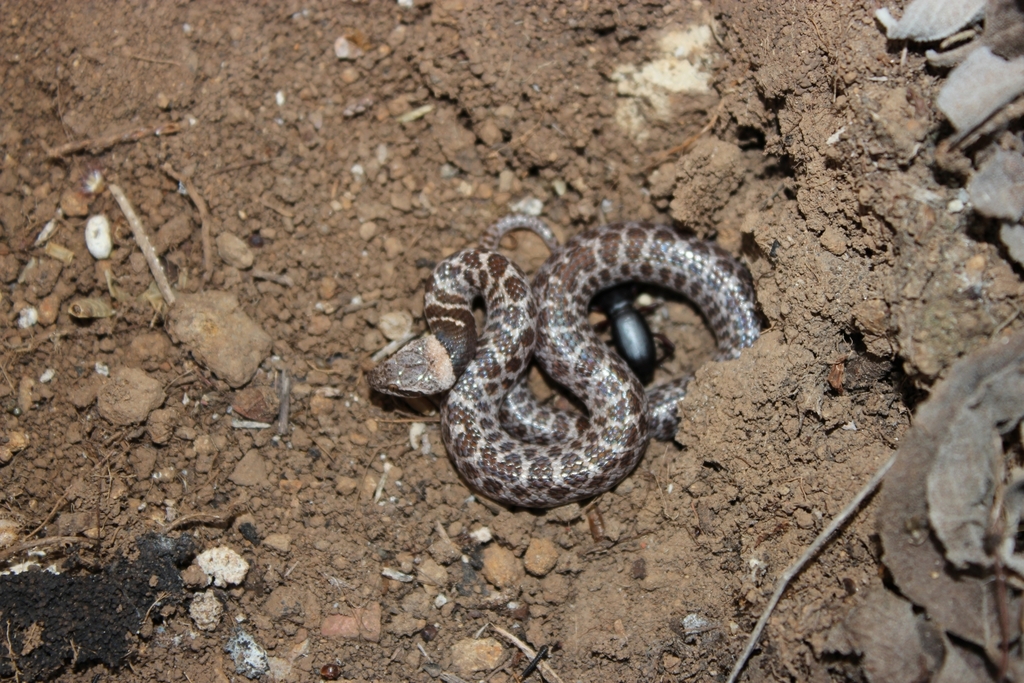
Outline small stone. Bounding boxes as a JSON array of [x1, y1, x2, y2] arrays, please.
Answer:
[[230, 450, 268, 487], [60, 190, 89, 217], [819, 224, 847, 256], [451, 637, 504, 673], [0, 517, 20, 550], [97, 367, 166, 425], [155, 92, 171, 110], [264, 586, 305, 623], [225, 630, 269, 679], [0, 431, 28, 465], [181, 564, 210, 588], [523, 538, 559, 577], [429, 535, 461, 566], [166, 291, 272, 388], [334, 36, 363, 60], [36, 294, 60, 326], [318, 277, 338, 300], [383, 236, 404, 258], [480, 544, 524, 588], [196, 546, 249, 587], [417, 558, 449, 587], [217, 232, 255, 269], [794, 508, 815, 529], [263, 533, 292, 553], [340, 67, 360, 84], [279, 479, 303, 494], [852, 299, 889, 336], [308, 314, 331, 336], [335, 476, 358, 496], [387, 613, 427, 637], [190, 590, 223, 631], [358, 221, 378, 241], [232, 386, 280, 422], [378, 310, 413, 341]]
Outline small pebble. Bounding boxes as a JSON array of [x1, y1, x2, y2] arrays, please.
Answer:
[[263, 533, 292, 553], [39, 368, 55, 383], [523, 538, 559, 577], [85, 214, 112, 259], [216, 232, 255, 269], [225, 630, 269, 679], [358, 221, 378, 241], [480, 544, 524, 588], [196, 546, 250, 587], [451, 637, 504, 674], [509, 196, 544, 216], [189, 590, 223, 631], [0, 517, 20, 550], [320, 664, 342, 680], [334, 36, 364, 60], [378, 310, 413, 341], [17, 307, 38, 329], [97, 367, 165, 425], [248, 233, 264, 247], [421, 624, 439, 641], [60, 190, 89, 217]]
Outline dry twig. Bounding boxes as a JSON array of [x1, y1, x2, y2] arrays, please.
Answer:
[[725, 452, 898, 683], [46, 121, 182, 158], [491, 625, 565, 683], [163, 164, 213, 284], [160, 504, 244, 533], [0, 536, 92, 565], [109, 184, 175, 306]]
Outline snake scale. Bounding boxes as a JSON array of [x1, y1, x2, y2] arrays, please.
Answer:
[[367, 216, 759, 508]]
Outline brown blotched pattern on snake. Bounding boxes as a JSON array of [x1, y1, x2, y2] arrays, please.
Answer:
[[368, 217, 759, 508]]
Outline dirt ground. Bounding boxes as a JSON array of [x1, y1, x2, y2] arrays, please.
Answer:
[[1, 0, 1021, 681]]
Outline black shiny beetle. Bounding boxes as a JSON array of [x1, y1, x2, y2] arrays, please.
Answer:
[[593, 285, 669, 385]]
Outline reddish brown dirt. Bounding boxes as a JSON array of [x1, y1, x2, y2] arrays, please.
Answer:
[[1, 1, 1020, 682]]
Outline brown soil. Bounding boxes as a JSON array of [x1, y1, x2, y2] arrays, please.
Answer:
[[0, 1, 1019, 682]]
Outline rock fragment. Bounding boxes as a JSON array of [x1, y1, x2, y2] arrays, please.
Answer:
[[166, 291, 271, 388], [196, 546, 249, 587], [97, 367, 165, 425], [451, 637, 504, 673]]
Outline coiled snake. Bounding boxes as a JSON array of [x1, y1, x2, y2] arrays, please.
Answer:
[[367, 216, 759, 508]]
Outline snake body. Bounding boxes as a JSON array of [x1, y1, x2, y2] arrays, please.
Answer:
[[368, 218, 759, 508]]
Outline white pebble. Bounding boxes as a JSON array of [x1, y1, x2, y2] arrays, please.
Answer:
[[0, 517, 20, 550], [434, 594, 448, 608], [190, 590, 223, 631], [17, 307, 38, 329], [39, 368, 55, 383], [469, 526, 492, 544], [334, 36, 364, 60], [382, 567, 415, 582], [378, 310, 413, 341], [94, 362, 110, 377], [84, 214, 112, 259], [509, 196, 544, 216], [275, 90, 285, 106], [196, 546, 250, 587]]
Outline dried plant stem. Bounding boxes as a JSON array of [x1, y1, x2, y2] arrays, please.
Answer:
[[109, 184, 176, 306], [46, 121, 182, 158], [726, 452, 898, 683], [491, 625, 564, 683], [163, 165, 213, 284]]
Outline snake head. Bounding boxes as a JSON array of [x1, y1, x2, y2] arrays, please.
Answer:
[[366, 335, 457, 397]]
